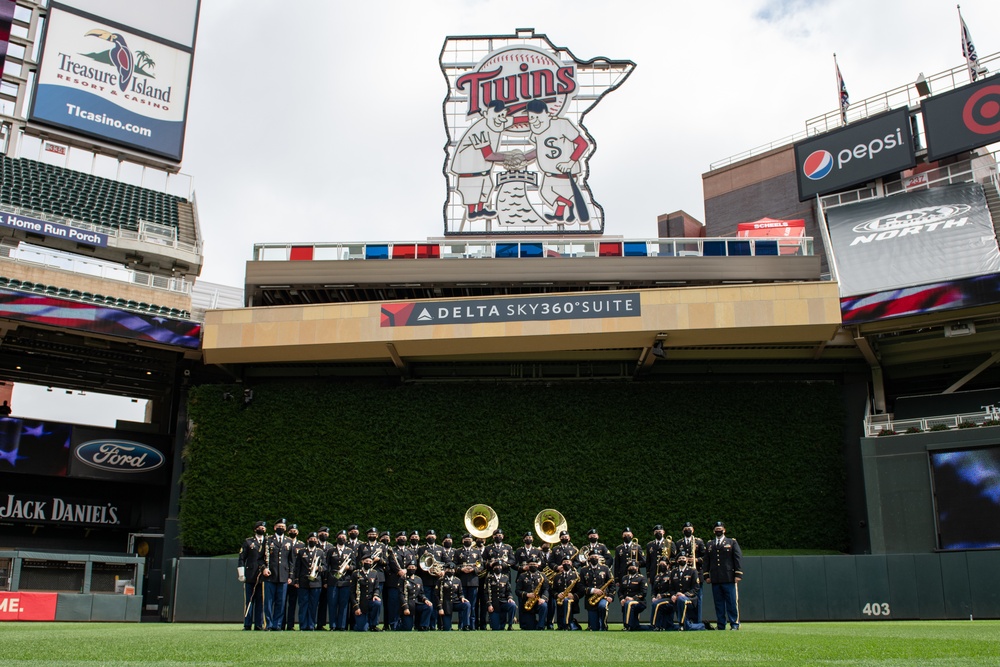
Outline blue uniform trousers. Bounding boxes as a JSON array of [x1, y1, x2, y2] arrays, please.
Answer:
[[586, 598, 610, 631], [330, 585, 351, 630], [518, 602, 548, 630], [650, 598, 675, 630], [712, 582, 739, 629], [352, 599, 383, 631], [297, 587, 321, 630], [399, 604, 433, 630], [384, 586, 401, 629], [243, 580, 264, 630], [555, 599, 581, 630], [621, 599, 646, 630], [488, 600, 516, 630], [463, 586, 478, 629]]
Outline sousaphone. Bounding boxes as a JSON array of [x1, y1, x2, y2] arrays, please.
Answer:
[[464, 504, 499, 540], [534, 508, 567, 544]]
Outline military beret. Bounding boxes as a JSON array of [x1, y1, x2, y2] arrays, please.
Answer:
[[683, 521, 693, 528], [463, 533, 472, 540], [361, 554, 373, 561], [714, 521, 725, 528], [528, 555, 541, 563], [379, 531, 389, 538], [426, 529, 436, 536], [288, 524, 298, 530], [493, 528, 504, 535], [308, 532, 318, 538], [559, 530, 568, 537], [410, 530, 420, 537], [347, 524, 359, 531], [622, 527, 632, 534], [444, 534, 452, 540], [446, 562, 456, 569], [337, 529, 347, 536], [254, 520, 266, 528], [367, 526, 378, 533], [587, 528, 598, 536], [653, 524, 663, 531], [562, 555, 574, 562], [318, 526, 330, 533], [274, 518, 287, 525], [523, 531, 533, 538], [396, 531, 407, 537]]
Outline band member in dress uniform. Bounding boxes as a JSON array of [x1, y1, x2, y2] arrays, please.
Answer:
[[237, 520, 268, 631], [483, 559, 517, 631], [399, 560, 433, 631], [674, 554, 706, 630], [514, 556, 549, 630], [282, 524, 303, 630], [550, 530, 579, 572], [580, 528, 612, 570], [292, 532, 326, 630], [674, 521, 708, 626], [552, 555, 584, 630], [649, 560, 676, 631], [455, 533, 482, 630], [514, 531, 544, 576], [440, 534, 456, 570], [383, 531, 411, 631], [580, 551, 615, 631], [350, 555, 384, 632], [314, 526, 333, 630], [417, 529, 446, 628], [703, 521, 743, 631], [618, 559, 647, 631], [483, 528, 515, 578], [436, 562, 470, 630], [264, 518, 293, 630], [474, 535, 490, 629], [357, 527, 387, 575], [327, 529, 354, 631], [379, 530, 391, 551], [346, 524, 361, 552], [645, 525, 673, 581], [613, 527, 645, 584]]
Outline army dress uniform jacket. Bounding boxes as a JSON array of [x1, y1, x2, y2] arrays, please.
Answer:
[[514, 545, 545, 574], [617, 572, 647, 601], [400, 575, 429, 614], [645, 538, 672, 577], [651, 572, 674, 600], [436, 574, 465, 614], [327, 544, 356, 587], [350, 568, 385, 614], [674, 566, 701, 598], [482, 542, 515, 574], [292, 546, 327, 588], [385, 546, 413, 590], [356, 541, 388, 573], [613, 541, 645, 582], [455, 546, 483, 587], [552, 569, 584, 611], [579, 563, 615, 610], [514, 570, 550, 612], [238, 535, 268, 585], [582, 542, 613, 569], [549, 542, 580, 570], [672, 536, 706, 569], [704, 536, 743, 584], [265, 534, 293, 584], [483, 573, 514, 609]]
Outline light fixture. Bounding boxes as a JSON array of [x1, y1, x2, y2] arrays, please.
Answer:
[[651, 340, 666, 359], [914, 72, 931, 97]]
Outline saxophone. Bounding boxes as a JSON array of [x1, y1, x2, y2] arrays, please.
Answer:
[[307, 548, 321, 581], [523, 573, 545, 611], [588, 574, 614, 606], [557, 571, 580, 603]]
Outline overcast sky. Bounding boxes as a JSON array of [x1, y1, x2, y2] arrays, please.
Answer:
[[179, 0, 1000, 288]]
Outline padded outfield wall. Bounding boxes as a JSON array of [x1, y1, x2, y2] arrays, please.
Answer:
[[179, 380, 855, 556]]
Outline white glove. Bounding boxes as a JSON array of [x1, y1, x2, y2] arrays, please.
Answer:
[[237, 566, 245, 583]]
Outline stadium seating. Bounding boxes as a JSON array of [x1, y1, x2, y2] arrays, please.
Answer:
[[0, 156, 186, 234], [0, 274, 191, 320]]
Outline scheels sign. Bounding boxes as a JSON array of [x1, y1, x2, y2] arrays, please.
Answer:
[[794, 107, 916, 201]]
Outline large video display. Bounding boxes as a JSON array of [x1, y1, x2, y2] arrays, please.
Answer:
[[930, 445, 1000, 550], [29, 4, 194, 161]]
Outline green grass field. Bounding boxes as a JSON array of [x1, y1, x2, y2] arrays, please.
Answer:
[[1, 621, 998, 666]]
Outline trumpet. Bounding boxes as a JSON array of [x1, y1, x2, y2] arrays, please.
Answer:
[[307, 548, 321, 581], [420, 551, 445, 577], [332, 554, 351, 580], [534, 509, 567, 544], [464, 504, 499, 540]]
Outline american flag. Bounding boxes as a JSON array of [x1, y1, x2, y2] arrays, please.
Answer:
[[835, 55, 849, 126], [959, 6, 980, 82]]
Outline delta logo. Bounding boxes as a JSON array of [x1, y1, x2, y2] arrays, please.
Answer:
[[803, 150, 834, 180]]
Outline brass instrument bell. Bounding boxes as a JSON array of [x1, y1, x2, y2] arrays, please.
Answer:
[[464, 504, 499, 540], [533, 508, 567, 544]]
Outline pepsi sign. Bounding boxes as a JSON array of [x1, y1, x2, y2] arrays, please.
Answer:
[[922, 74, 1000, 161], [74, 440, 165, 473], [794, 107, 916, 201]]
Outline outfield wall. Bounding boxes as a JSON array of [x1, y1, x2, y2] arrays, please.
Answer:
[[170, 551, 1000, 623]]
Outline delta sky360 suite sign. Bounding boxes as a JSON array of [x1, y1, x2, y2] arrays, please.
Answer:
[[440, 30, 634, 235], [29, 4, 193, 161]]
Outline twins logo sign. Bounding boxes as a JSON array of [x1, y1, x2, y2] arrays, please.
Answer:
[[440, 30, 635, 236]]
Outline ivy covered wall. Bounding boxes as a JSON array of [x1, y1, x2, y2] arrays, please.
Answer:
[[180, 380, 848, 555]]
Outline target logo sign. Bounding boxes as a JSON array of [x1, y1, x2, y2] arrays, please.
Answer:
[[802, 150, 834, 180], [962, 84, 1000, 134], [924, 75, 1000, 161]]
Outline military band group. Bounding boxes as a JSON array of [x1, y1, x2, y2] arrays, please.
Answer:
[[237, 514, 743, 633]]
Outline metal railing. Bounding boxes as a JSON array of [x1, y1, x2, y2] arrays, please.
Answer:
[[709, 51, 1000, 171], [252, 236, 815, 262], [0, 245, 192, 294], [864, 407, 1000, 437]]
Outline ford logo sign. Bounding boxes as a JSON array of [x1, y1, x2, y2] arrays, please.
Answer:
[[74, 440, 165, 473]]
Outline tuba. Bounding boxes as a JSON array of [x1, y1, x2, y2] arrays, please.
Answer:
[[534, 509, 567, 544], [464, 504, 499, 540]]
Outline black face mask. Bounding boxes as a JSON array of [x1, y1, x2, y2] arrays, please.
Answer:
[[349, 533, 359, 541], [288, 532, 298, 540], [336, 537, 346, 545], [463, 541, 472, 548], [275, 527, 285, 536], [494, 536, 503, 543], [654, 533, 663, 540], [715, 530, 724, 538], [628, 567, 638, 574], [528, 564, 538, 572], [524, 539, 532, 546], [427, 537, 436, 544], [684, 529, 693, 537], [492, 567, 502, 574], [560, 537, 569, 544], [308, 541, 318, 548], [407, 568, 417, 576], [396, 540, 406, 547], [410, 539, 420, 547], [589, 537, 598, 544], [589, 558, 599, 566], [443, 541, 452, 548], [319, 534, 329, 542], [255, 528, 265, 536]]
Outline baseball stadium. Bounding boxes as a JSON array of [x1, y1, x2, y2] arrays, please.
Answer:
[[0, 2, 999, 665]]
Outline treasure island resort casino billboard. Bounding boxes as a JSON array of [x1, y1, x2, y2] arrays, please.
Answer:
[[28, 2, 196, 162]]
